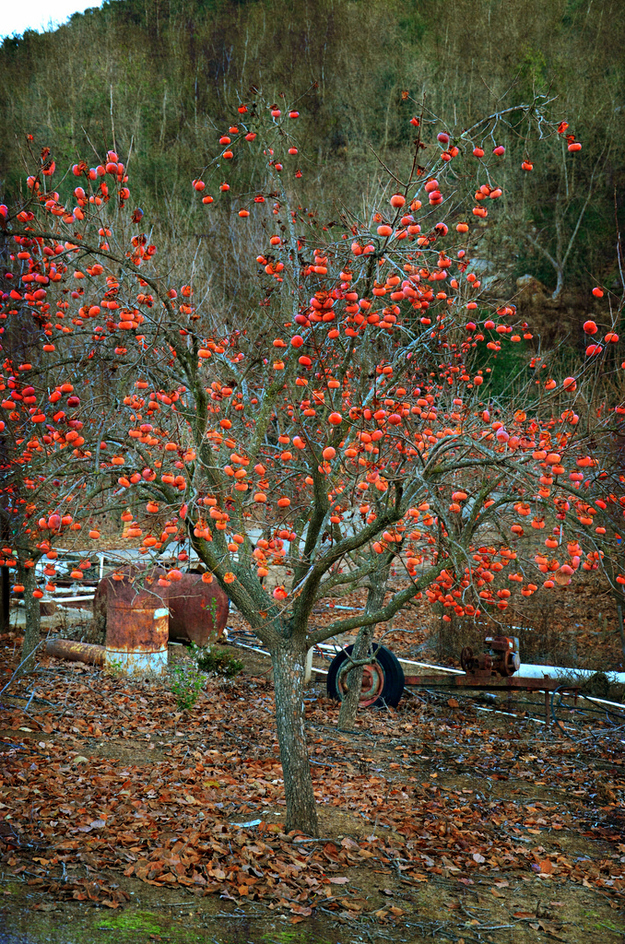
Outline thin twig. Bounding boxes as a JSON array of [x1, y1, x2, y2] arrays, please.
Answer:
[[0, 640, 46, 696]]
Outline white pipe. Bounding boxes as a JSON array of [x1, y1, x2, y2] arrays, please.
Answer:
[[229, 640, 273, 658], [304, 646, 314, 684], [398, 657, 464, 675], [472, 704, 546, 725], [518, 663, 625, 685], [316, 642, 466, 675], [573, 693, 625, 711]]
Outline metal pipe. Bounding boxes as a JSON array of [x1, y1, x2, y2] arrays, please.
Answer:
[[45, 638, 105, 666]]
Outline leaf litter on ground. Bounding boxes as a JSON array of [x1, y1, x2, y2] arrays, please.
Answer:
[[0, 631, 624, 940]]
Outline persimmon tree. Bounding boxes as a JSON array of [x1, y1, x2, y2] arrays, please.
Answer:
[[1, 96, 623, 835], [0, 239, 113, 668]]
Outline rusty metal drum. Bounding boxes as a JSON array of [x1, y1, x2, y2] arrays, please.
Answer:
[[166, 573, 229, 645], [104, 598, 169, 676]]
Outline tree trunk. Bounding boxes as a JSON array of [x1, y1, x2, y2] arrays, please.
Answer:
[[338, 558, 391, 731], [337, 623, 375, 731], [271, 636, 319, 836], [617, 602, 625, 661], [0, 566, 9, 632], [602, 558, 625, 661], [19, 565, 41, 674], [0, 515, 10, 632]]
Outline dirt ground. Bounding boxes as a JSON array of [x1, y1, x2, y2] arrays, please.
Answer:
[[1, 603, 624, 944]]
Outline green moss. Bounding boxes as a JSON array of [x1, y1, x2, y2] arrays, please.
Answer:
[[260, 931, 333, 943], [97, 909, 165, 933]]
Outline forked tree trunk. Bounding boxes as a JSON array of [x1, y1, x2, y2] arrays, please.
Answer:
[[271, 635, 319, 836], [19, 565, 41, 674]]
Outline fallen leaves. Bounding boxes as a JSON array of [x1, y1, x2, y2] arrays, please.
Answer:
[[25, 874, 129, 908], [1, 637, 624, 924], [528, 919, 568, 940]]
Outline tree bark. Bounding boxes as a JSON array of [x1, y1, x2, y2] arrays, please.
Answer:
[[0, 566, 9, 632], [337, 622, 375, 731], [271, 635, 319, 836], [601, 556, 625, 661], [0, 514, 10, 632], [617, 602, 625, 661], [19, 565, 41, 674], [338, 556, 391, 731]]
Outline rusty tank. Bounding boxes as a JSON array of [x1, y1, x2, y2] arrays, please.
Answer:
[[105, 597, 169, 676], [93, 565, 229, 647]]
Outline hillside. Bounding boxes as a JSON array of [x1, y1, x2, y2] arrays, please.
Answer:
[[1, 0, 624, 304]]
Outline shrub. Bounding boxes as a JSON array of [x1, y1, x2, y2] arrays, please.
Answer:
[[168, 662, 204, 711], [193, 644, 244, 678]]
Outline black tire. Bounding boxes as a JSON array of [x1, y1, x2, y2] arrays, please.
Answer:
[[326, 644, 405, 708]]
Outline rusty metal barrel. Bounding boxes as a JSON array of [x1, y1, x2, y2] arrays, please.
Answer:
[[105, 599, 169, 676]]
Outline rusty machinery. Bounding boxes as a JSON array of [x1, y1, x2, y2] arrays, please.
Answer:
[[327, 633, 581, 722], [460, 635, 521, 678]]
